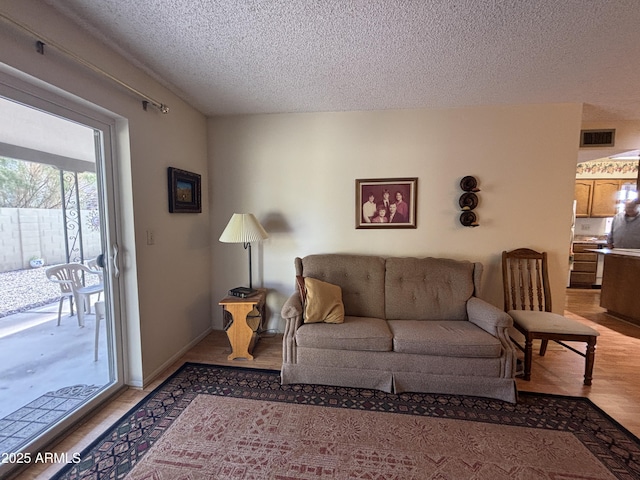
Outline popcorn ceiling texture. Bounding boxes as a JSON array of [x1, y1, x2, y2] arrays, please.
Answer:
[[46, 0, 640, 120]]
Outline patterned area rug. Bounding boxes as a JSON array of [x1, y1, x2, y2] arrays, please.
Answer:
[[53, 363, 640, 479]]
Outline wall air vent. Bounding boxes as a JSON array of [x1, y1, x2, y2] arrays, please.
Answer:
[[580, 129, 615, 147]]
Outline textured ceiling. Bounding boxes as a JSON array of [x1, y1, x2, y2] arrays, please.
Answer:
[[45, 0, 640, 121]]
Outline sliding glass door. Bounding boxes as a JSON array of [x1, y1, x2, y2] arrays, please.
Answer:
[[0, 73, 124, 477]]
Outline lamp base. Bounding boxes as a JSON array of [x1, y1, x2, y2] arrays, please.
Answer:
[[228, 287, 258, 298]]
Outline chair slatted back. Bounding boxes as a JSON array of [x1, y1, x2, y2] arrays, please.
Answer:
[[502, 248, 552, 312]]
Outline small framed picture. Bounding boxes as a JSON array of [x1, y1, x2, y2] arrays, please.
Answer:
[[168, 167, 202, 213], [356, 178, 417, 228]]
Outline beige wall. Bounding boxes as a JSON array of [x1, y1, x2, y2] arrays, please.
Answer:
[[0, 1, 211, 386], [209, 103, 583, 330]]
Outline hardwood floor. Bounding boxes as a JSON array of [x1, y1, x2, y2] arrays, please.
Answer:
[[14, 288, 640, 479], [520, 288, 640, 438]]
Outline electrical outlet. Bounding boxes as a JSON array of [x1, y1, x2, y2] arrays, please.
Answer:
[[146, 230, 155, 245], [580, 224, 591, 231]]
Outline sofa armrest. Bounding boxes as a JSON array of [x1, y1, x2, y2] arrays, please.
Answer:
[[281, 292, 303, 364], [467, 297, 512, 333], [282, 291, 303, 320], [467, 297, 517, 378]]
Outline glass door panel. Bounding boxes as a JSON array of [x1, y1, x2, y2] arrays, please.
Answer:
[[0, 78, 124, 477]]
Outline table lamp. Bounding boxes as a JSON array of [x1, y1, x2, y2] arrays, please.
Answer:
[[219, 213, 269, 293]]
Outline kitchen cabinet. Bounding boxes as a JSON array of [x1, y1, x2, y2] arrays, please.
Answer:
[[570, 243, 598, 286], [573, 178, 633, 218], [574, 180, 593, 217], [620, 179, 638, 202], [590, 179, 620, 217]]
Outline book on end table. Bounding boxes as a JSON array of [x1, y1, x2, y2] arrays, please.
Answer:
[[228, 287, 257, 298]]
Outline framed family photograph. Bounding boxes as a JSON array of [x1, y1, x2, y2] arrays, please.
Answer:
[[168, 167, 202, 213], [356, 178, 417, 229]]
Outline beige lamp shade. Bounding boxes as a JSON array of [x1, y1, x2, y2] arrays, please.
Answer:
[[219, 213, 268, 290], [219, 213, 269, 244]]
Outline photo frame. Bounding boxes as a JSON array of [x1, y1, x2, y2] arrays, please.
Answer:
[[167, 167, 202, 213], [356, 178, 417, 228]]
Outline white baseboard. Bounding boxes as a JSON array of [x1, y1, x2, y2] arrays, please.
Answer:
[[135, 326, 213, 389]]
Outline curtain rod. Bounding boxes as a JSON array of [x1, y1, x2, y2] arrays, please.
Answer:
[[0, 12, 169, 114]]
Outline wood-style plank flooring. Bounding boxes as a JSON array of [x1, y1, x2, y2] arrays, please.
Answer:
[[15, 288, 640, 479], [519, 288, 640, 438]]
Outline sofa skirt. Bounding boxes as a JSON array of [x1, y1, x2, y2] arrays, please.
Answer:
[[282, 363, 394, 393], [281, 363, 517, 403], [393, 371, 517, 403], [281, 345, 518, 403]]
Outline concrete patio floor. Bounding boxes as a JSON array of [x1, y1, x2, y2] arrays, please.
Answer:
[[0, 301, 110, 445]]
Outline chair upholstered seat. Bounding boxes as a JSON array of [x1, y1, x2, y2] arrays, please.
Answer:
[[507, 310, 599, 337]]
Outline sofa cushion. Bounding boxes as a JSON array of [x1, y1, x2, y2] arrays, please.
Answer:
[[296, 316, 392, 352], [388, 320, 502, 358], [303, 277, 345, 324], [385, 257, 476, 320], [296, 254, 386, 319], [295, 348, 502, 377]]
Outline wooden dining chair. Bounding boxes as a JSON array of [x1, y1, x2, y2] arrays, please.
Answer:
[[501, 248, 599, 385]]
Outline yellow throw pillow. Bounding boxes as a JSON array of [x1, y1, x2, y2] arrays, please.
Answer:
[[303, 277, 345, 324]]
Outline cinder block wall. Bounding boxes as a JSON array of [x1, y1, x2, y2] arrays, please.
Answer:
[[0, 208, 102, 272]]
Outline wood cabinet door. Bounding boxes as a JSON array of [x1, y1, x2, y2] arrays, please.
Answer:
[[619, 180, 638, 204], [590, 179, 620, 217], [574, 180, 593, 217]]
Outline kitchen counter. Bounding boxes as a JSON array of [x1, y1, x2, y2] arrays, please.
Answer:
[[573, 235, 608, 244], [590, 247, 640, 258], [593, 248, 640, 325]]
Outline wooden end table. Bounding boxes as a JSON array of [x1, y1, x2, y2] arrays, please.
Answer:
[[219, 288, 266, 360]]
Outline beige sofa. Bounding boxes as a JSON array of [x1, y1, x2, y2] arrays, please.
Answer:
[[281, 254, 518, 403]]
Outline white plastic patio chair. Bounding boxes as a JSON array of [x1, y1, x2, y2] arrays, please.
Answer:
[[85, 257, 104, 283], [45, 263, 104, 327]]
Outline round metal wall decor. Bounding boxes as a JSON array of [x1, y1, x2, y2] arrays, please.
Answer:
[[460, 176, 479, 192], [458, 176, 480, 227], [459, 192, 478, 210], [460, 211, 477, 227]]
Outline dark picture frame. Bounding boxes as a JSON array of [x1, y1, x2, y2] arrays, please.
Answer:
[[167, 167, 202, 213], [356, 177, 417, 228]]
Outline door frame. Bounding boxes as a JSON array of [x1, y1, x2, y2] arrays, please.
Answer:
[[0, 66, 127, 477]]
